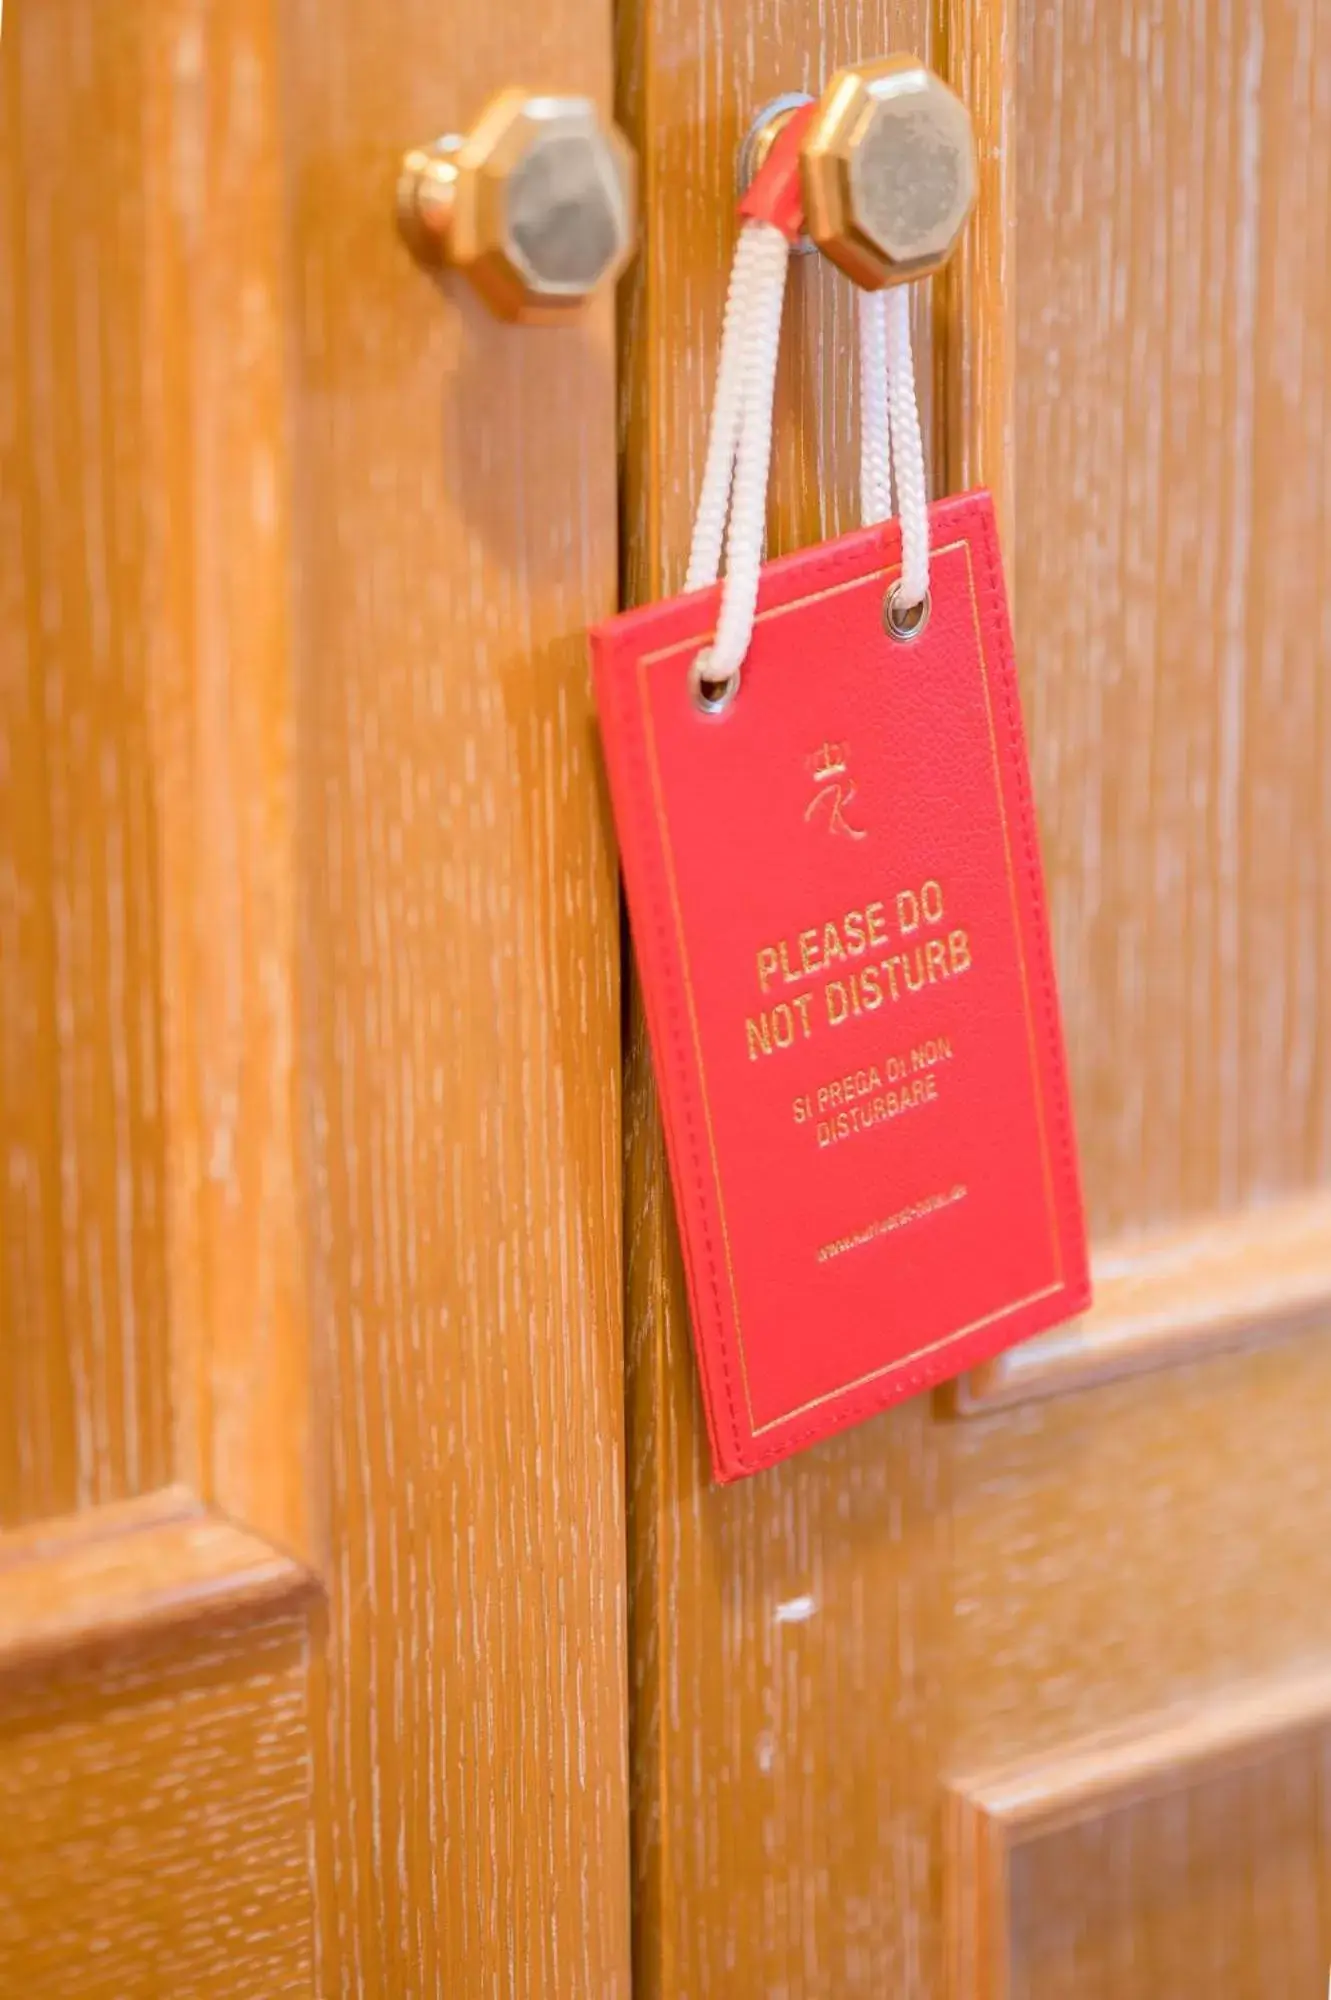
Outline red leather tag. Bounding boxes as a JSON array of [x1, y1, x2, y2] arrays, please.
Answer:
[[593, 491, 1090, 1481]]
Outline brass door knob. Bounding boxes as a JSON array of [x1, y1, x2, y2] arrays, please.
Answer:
[[800, 56, 976, 289], [398, 89, 637, 324]]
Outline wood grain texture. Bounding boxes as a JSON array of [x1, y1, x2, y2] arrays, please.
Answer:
[[283, 2, 630, 1991], [0, 0, 311, 1558], [939, 0, 1016, 549], [1004, 1748, 1331, 2000], [0, 0, 175, 1525], [0, 1606, 315, 1998], [1013, 0, 1331, 1240], [621, 0, 1331, 1994], [948, 1664, 1331, 1999], [949, 1332, 1331, 1775], [618, 7, 944, 1995], [0, 10, 322, 1988], [0, 1488, 314, 1679], [955, 1182, 1331, 1411], [3, 0, 628, 1990], [138, 0, 313, 1563]]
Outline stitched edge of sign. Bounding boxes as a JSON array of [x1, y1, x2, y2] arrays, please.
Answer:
[[973, 497, 1088, 1292], [605, 495, 1085, 1478], [597, 636, 741, 1476], [599, 530, 896, 1478], [643, 528, 925, 1472]]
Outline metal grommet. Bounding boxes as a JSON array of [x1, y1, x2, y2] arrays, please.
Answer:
[[883, 583, 931, 643], [690, 650, 741, 714]]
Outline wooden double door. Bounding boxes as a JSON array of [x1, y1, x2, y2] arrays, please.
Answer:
[[2, 0, 1329, 1994]]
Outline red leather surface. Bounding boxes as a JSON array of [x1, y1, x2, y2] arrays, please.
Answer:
[[593, 492, 1090, 1481]]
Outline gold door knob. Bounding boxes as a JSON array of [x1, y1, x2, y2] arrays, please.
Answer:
[[800, 56, 976, 289], [397, 89, 637, 324]]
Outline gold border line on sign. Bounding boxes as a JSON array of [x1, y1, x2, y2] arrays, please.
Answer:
[[635, 535, 1062, 1437]]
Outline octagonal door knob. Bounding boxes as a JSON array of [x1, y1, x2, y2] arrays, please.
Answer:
[[800, 56, 976, 289], [398, 89, 637, 324]]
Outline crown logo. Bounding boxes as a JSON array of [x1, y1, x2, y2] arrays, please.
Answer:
[[804, 741, 866, 840], [808, 741, 849, 784]]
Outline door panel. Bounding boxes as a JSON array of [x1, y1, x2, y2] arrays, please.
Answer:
[[0, 1507, 315, 1999], [0, 0, 628, 1992], [1013, 0, 1331, 1231], [288, 0, 629, 1987], [950, 1663, 1331, 1999], [620, 3, 1331, 1997], [0, 0, 311, 1556], [0, 0, 179, 1524]]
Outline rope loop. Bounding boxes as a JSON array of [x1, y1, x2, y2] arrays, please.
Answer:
[[686, 226, 931, 699]]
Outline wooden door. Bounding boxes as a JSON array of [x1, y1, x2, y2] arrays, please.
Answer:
[[0, 2, 628, 1994], [7, 0, 1331, 1993], [620, 3, 1331, 1997]]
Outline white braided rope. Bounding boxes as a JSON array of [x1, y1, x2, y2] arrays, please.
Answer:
[[687, 228, 930, 692], [685, 222, 772, 595], [706, 223, 788, 682], [689, 220, 789, 686], [885, 284, 929, 611]]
